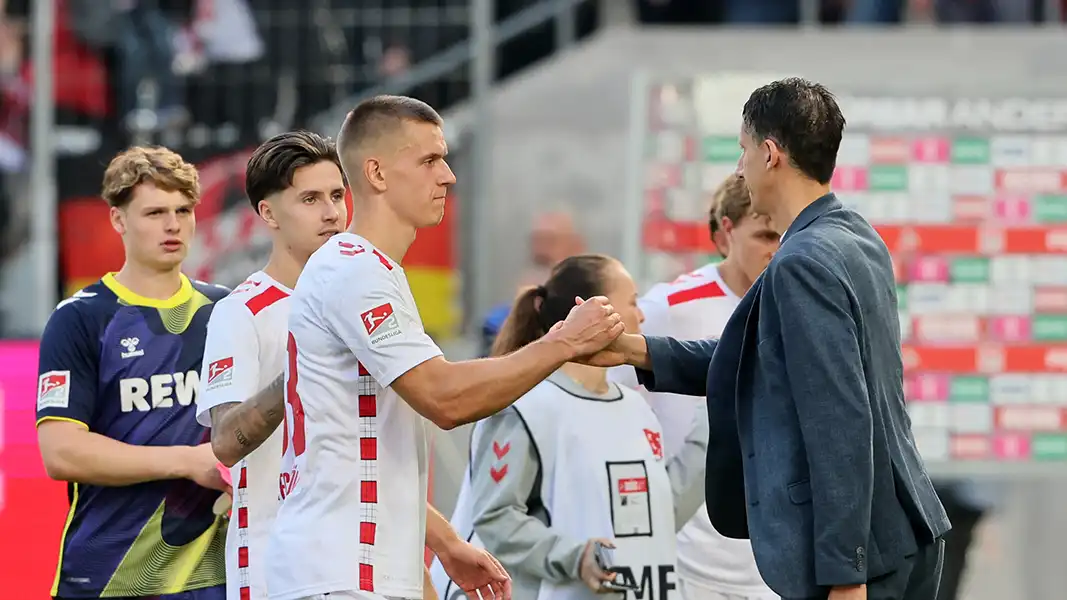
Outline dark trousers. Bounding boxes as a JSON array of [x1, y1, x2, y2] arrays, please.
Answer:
[[786, 538, 945, 600], [936, 489, 988, 600]]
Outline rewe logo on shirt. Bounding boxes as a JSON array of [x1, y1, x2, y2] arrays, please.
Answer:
[[120, 371, 199, 412], [361, 303, 402, 345]]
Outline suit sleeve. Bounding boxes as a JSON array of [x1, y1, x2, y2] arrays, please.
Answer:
[[635, 336, 717, 397], [469, 409, 585, 582], [196, 298, 262, 427], [35, 301, 98, 429], [771, 254, 873, 586]]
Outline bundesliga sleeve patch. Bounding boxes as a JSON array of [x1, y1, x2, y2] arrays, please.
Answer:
[[206, 357, 235, 389], [361, 303, 402, 344], [37, 371, 71, 410]]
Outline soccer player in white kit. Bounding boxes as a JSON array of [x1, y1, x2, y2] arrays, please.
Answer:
[[265, 96, 626, 600], [616, 175, 781, 600], [196, 131, 348, 600]]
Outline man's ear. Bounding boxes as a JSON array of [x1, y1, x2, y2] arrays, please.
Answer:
[[364, 157, 387, 193], [258, 199, 280, 230], [762, 138, 782, 169], [720, 216, 736, 235], [109, 206, 126, 235]]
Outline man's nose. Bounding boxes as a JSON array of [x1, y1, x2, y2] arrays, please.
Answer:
[[441, 162, 457, 185], [323, 200, 340, 221], [735, 155, 744, 177]]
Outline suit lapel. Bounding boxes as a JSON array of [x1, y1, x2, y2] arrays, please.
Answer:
[[735, 275, 764, 407]]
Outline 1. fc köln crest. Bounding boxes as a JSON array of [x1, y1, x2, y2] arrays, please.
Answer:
[[643, 428, 663, 460]]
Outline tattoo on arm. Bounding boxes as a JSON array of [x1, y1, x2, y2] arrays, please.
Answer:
[[208, 373, 286, 464]]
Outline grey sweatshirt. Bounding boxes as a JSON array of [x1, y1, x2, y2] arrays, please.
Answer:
[[464, 371, 709, 600]]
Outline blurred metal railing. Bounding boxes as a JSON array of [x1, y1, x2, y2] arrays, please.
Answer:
[[308, 0, 590, 329], [19, 0, 588, 336]]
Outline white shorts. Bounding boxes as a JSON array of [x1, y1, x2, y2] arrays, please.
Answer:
[[678, 579, 780, 600]]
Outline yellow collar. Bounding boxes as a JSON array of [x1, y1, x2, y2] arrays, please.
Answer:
[[102, 272, 193, 308]]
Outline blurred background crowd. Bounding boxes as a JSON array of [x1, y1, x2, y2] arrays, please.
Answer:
[[4, 0, 1067, 598]]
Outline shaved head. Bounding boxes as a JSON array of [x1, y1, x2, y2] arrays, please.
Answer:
[[338, 95, 455, 230], [337, 95, 443, 170]]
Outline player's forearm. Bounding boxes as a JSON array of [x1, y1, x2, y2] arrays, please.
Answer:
[[426, 503, 463, 555], [431, 338, 573, 429], [210, 373, 285, 467], [40, 425, 194, 486]]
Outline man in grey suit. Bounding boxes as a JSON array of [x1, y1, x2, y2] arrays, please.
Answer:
[[585, 78, 951, 600]]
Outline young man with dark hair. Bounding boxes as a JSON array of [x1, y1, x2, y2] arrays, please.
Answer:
[[612, 175, 779, 600], [36, 146, 229, 600], [590, 78, 951, 600], [265, 95, 623, 600], [195, 130, 347, 600]]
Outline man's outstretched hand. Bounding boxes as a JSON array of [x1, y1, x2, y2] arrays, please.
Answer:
[[437, 540, 512, 600], [549, 297, 647, 369], [543, 295, 625, 359]]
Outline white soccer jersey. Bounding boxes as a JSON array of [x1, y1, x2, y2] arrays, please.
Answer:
[[613, 264, 774, 598], [266, 233, 443, 600], [196, 271, 293, 600]]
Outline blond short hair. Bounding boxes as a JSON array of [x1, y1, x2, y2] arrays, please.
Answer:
[[709, 174, 752, 236], [101, 146, 200, 208]]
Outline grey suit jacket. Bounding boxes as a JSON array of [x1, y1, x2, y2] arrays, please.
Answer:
[[636, 194, 951, 598]]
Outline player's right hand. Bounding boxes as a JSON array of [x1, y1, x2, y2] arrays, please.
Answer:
[[185, 443, 232, 493], [578, 538, 618, 594], [546, 296, 624, 359]]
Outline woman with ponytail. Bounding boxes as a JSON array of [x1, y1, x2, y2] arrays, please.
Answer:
[[431, 254, 706, 600]]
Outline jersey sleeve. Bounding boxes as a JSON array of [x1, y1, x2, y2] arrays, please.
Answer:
[[196, 298, 262, 426], [323, 258, 443, 386], [36, 301, 99, 429]]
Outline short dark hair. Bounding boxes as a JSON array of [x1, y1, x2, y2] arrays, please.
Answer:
[[245, 131, 343, 213], [742, 77, 845, 185], [102, 146, 200, 208], [491, 254, 617, 357], [337, 95, 443, 160]]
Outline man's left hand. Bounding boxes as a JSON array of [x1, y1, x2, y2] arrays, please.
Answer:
[[438, 540, 512, 600]]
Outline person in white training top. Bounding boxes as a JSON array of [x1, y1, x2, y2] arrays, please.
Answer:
[[432, 254, 708, 600], [195, 131, 348, 600], [614, 174, 780, 600], [264, 95, 627, 600]]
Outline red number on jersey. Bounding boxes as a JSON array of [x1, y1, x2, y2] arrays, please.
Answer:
[[338, 241, 365, 256], [284, 332, 307, 456], [338, 240, 393, 270]]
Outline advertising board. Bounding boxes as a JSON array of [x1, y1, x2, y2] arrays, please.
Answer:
[[0, 341, 67, 597], [634, 75, 1067, 474]]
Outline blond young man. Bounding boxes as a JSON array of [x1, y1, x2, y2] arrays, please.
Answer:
[[37, 146, 229, 600]]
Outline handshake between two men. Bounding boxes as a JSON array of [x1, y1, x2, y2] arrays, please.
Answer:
[[543, 296, 651, 371]]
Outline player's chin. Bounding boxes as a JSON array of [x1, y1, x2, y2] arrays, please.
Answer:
[[157, 249, 188, 266], [424, 207, 446, 227]]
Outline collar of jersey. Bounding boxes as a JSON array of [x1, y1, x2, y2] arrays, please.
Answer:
[[102, 272, 194, 309]]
